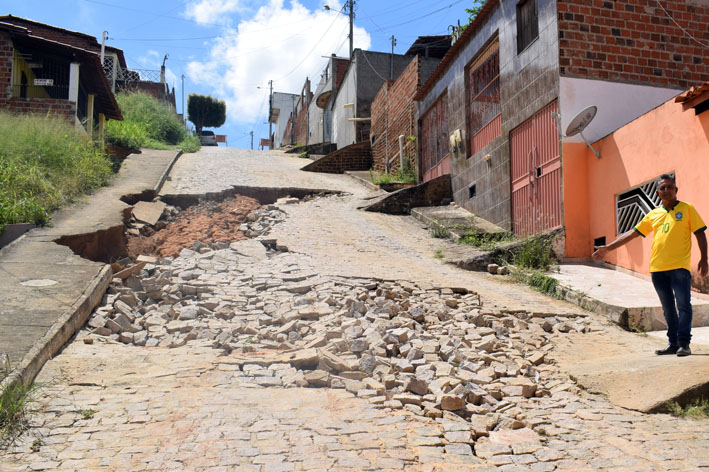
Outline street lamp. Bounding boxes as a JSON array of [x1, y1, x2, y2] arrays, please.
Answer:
[[324, 1, 354, 60]]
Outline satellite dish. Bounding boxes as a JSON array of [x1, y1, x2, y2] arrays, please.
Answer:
[[565, 106, 601, 158], [566, 105, 597, 137]]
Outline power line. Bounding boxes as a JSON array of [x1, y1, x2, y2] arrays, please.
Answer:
[[656, 0, 709, 49], [378, 0, 465, 30], [273, 18, 348, 83]]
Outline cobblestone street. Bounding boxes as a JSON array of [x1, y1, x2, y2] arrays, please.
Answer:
[[3, 148, 709, 471]]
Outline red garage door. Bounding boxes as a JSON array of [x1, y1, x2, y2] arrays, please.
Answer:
[[510, 100, 561, 236]]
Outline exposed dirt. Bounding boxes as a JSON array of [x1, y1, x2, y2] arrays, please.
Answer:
[[126, 195, 262, 258]]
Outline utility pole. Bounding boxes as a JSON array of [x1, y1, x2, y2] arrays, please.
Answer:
[[348, 0, 354, 60], [268, 79, 273, 149], [390, 35, 397, 80], [181, 74, 186, 129], [250, 131, 254, 150], [100, 31, 108, 66]]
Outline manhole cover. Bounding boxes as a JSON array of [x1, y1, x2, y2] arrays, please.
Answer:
[[20, 279, 58, 287]]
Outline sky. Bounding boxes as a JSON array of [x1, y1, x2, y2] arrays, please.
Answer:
[[4, 0, 472, 149]]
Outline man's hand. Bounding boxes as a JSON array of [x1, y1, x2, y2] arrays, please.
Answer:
[[699, 258, 708, 277], [592, 246, 608, 261]]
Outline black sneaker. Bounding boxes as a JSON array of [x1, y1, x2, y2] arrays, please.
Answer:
[[677, 346, 692, 357], [655, 344, 679, 355]]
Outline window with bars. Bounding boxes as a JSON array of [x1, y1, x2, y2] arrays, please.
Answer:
[[616, 173, 674, 234], [12, 49, 70, 99], [467, 41, 500, 155], [516, 0, 538, 53]]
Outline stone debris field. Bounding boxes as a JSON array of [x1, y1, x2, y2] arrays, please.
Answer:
[[3, 190, 709, 471]]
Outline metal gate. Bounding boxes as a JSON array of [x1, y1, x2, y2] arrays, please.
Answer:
[[420, 94, 450, 183], [510, 100, 561, 236]]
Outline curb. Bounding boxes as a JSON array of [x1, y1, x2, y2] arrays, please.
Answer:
[[155, 150, 183, 194], [344, 171, 379, 191], [0, 265, 112, 392]]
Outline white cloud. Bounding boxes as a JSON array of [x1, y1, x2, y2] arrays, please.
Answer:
[[184, 0, 244, 25], [136, 50, 161, 68], [186, 0, 370, 126]]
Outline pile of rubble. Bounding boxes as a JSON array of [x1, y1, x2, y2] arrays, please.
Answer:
[[88, 233, 596, 430], [124, 196, 287, 258]]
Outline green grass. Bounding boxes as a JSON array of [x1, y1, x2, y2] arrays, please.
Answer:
[[0, 112, 114, 233], [1, 361, 40, 448], [78, 408, 96, 420], [459, 231, 515, 251], [504, 234, 557, 270], [434, 248, 445, 259], [430, 224, 451, 239], [666, 398, 709, 418], [369, 156, 416, 185], [107, 92, 199, 153]]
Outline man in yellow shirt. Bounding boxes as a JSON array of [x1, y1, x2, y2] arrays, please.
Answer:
[[592, 174, 708, 357]]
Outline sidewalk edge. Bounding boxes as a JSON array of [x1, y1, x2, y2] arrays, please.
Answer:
[[155, 150, 183, 194], [0, 265, 112, 392]]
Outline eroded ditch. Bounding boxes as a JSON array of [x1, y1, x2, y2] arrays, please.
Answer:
[[53, 186, 339, 263]]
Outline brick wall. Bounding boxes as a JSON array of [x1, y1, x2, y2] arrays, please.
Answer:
[[7, 97, 76, 121], [370, 56, 426, 174], [294, 96, 309, 145], [282, 115, 294, 146], [370, 81, 391, 172], [301, 141, 372, 174], [558, 0, 709, 89], [0, 33, 13, 104]]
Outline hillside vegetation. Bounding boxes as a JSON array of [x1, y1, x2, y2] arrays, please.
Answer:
[[107, 91, 199, 152], [0, 113, 113, 233]]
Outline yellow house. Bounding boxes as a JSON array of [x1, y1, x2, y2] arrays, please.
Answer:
[[0, 16, 122, 143]]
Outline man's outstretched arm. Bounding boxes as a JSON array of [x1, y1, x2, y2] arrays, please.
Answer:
[[696, 230, 708, 277], [592, 230, 641, 261]]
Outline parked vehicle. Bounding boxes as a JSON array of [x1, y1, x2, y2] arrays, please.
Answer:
[[200, 130, 218, 146]]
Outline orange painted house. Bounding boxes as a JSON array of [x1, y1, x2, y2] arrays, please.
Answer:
[[564, 83, 709, 282]]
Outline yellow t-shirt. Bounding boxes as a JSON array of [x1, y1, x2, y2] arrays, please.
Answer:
[[634, 201, 706, 272]]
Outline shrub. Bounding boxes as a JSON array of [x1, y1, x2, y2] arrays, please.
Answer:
[[179, 135, 201, 153], [0, 112, 113, 232], [666, 398, 709, 419], [459, 231, 515, 250], [505, 234, 556, 270], [106, 120, 147, 149], [109, 92, 186, 147]]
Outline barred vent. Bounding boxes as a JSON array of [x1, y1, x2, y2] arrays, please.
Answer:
[[616, 173, 674, 234]]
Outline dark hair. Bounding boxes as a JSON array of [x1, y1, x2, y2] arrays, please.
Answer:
[[658, 173, 676, 185]]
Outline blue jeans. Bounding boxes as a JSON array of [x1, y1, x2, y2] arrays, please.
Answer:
[[651, 269, 693, 346]]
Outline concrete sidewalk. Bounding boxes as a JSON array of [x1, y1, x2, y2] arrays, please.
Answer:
[[0, 149, 180, 388], [550, 263, 709, 337]]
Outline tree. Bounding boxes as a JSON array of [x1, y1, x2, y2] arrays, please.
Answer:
[[463, 1, 487, 30], [187, 94, 226, 136]]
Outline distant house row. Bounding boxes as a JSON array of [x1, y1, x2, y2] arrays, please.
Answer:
[[0, 15, 177, 143], [273, 0, 709, 278]]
